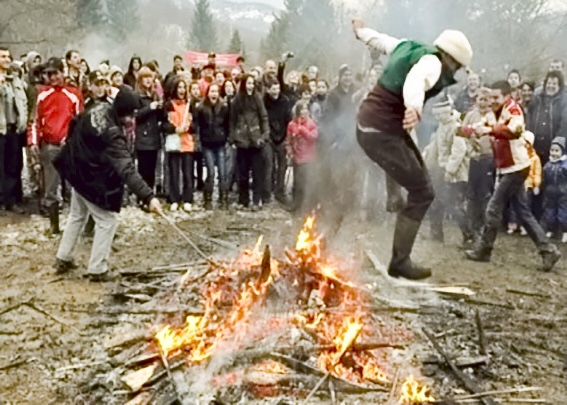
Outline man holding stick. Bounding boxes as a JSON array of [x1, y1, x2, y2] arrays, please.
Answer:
[[54, 88, 163, 282], [352, 19, 473, 280]]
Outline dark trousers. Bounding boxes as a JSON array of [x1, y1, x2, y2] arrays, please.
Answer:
[[356, 128, 435, 221], [467, 156, 495, 237], [0, 130, 22, 207], [193, 151, 204, 189], [203, 146, 227, 194], [264, 142, 287, 200], [541, 191, 567, 233], [480, 168, 552, 252], [291, 162, 314, 213], [137, 150, 158, 191], [237, 147, 265, 206], [168, 152, 194, 203]]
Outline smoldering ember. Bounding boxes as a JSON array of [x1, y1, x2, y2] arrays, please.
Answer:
[[1, 0, 567, 404]]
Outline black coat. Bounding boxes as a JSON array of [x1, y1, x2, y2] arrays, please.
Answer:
[[527, 91, 567, 163], [134, 92, 165, 151], [194, 100, 230, 149], [229, 92, 269, 149], [54, 103, 154, 212], [264, 93, 292, 145]]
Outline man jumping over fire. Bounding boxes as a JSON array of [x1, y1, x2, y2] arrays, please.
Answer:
[[352, 19, 473, 280]]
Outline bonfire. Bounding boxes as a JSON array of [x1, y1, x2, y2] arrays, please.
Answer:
[[143, 215, 434, 403]]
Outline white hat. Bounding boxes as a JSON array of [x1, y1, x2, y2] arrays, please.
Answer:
[[523, 131, 535, 146], [109, 65, 123, 79], [434, 30, 473, 67]]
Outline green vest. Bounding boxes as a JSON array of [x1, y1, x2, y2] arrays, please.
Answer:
[[379, 40, 456, 101]]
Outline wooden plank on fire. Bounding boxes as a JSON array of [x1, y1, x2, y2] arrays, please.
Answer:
[[121, 364, 158, 392]]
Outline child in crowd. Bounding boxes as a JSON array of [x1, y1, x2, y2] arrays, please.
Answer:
[[542, 137, 567, 242], [423, 98, 461, 242], [512, 131, 542, 235], [286, 100, 318, 214]]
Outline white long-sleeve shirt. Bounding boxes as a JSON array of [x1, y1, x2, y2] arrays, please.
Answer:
[[355, 27, 443, 116]]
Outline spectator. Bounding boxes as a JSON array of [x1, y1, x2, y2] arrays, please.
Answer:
[[465, 81, 560, 272], [230, 74, 269, 210], [534, 59, 565, 96], [511, 131, 542, 236], [29, 57, 83, 233], [65, 50, 85, 91], [108, 65, 125, 98], [163, 77, 196, 212], [189, 80, 205, 191], [215, 70, 226, 87], [306, 65, 319, 81], [53, 88, 162, 281], [80, 59, 90, 76], [264, 79, 292, 204], [0, 47, 28, 214], [423, 99, 460, 242], [507, 69, 521, 100], [454, 72, 481, 113], [461, 87, 497, 247], [286, 100, 318, 214], [541, 137, 567, 242], [134, 66, 164, 203], [527, 71, 567, 165], [353, 67, 380, 107], [124, 55, 142, 88], [195, 83, 230, 210], [199, 63, 215, 96], [220, 79, 235, 103], [520, 81, 535, 112]]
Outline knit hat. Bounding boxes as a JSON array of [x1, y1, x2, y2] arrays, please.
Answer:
[[552, 136, 566, 153], [88, 70, 110, 84], [109, 65, 123, 79], [434, 30, 473, 67], [113, 88, 139, 118], [523, 131, 535, 146], [338, 64, 351, 79]]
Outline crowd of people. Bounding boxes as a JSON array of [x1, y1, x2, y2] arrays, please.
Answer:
[[1, 23, 566, 280]]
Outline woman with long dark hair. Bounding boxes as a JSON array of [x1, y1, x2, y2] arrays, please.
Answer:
[[124, 55, 142, 88], [195, 83, 230, 210], [229, 74, 269, 210], [163, 77, 196, 211], [134, 66, 164, 205]]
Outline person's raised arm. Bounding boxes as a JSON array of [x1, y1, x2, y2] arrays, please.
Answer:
[[352, 18, 402, 56]]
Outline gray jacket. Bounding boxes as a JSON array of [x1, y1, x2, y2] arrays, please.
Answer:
[[0, 76, 28, 134]]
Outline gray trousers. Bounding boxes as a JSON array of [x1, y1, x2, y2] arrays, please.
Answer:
[[40, 143, 62, 209], [56, 189, 117, 275]]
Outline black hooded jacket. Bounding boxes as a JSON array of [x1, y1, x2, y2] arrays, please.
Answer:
[[264, 93, 292, 145], [54, 101, 153, 212]]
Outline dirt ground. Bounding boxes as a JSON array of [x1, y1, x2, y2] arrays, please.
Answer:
[[0, 204, 565, 404]]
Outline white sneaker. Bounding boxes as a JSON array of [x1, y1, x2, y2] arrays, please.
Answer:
[[520, 227, 527, 236], [170, 203, 179, 212], [546, 232, 552, 238], [562, 233, 567, 243], [183, 203, 192, 212]]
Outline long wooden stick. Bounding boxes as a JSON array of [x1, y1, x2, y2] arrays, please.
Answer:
[[454, 387, 543, 400], [158, 347, 183, 403], [158, 211, 209, 262]]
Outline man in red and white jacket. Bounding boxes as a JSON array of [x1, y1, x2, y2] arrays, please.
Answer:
[[465, 80, 560, 272], [28, 57, 83, 234]]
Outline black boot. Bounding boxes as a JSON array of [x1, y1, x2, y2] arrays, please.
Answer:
[[388, 215, 432, 280], [385, 175, 405, 213], [540, 245, 561, 272], [464, 247, 492, 262], [49, 205, 60, 235], [204, 191, 213, 211]]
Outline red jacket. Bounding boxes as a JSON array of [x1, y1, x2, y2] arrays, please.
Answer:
[[286, 117, 318, 164], [29, 85, 84, 146]]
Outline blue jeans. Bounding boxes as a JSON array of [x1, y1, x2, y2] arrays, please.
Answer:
[[203, 146, 227, 193]]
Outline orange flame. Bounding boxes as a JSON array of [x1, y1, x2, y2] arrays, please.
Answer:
[[399, 375, 435, 404]]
